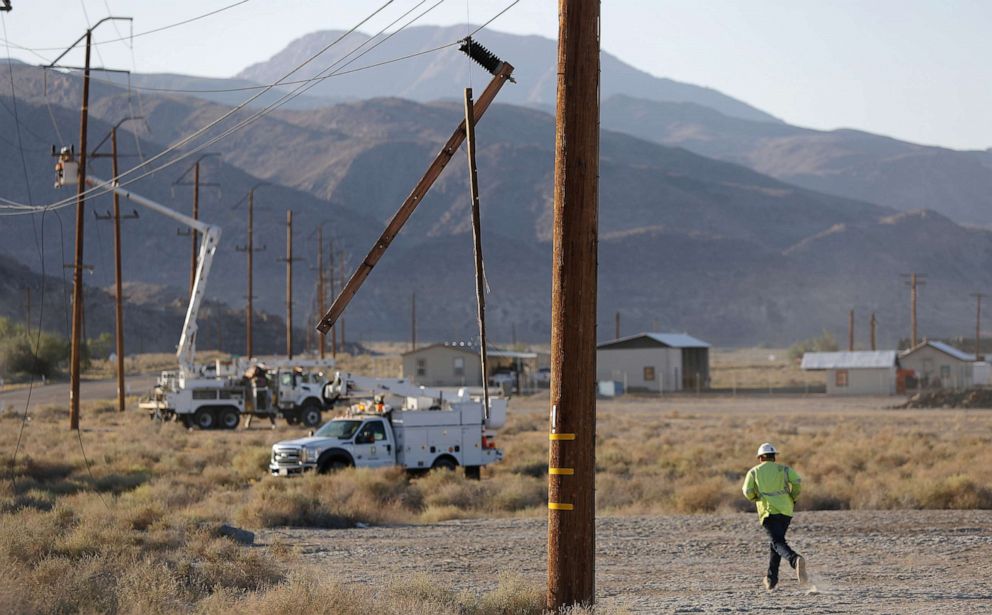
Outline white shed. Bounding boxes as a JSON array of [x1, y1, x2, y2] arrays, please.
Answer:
[[597, 333, 710, 392], [899, 341, 976, 390], [801, 351, 898, 396]]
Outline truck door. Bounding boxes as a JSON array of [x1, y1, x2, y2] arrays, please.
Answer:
[[352, 419, 393, 468]]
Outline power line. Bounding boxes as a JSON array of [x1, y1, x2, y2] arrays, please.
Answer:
[[0, 0, 521, 214], [0, 0, 252, 53]]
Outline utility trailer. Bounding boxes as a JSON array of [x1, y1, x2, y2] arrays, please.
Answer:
[[270, 375, 506, 478]]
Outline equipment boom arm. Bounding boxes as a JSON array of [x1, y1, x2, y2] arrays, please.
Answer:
[[86, 177, 221, 376]]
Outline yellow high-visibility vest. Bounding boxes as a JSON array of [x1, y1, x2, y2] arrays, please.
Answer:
[[742, 461, 802, 523]]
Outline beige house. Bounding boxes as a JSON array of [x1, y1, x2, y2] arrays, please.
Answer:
[[899, 341, 976, 390], [401, 343, 544, 390]]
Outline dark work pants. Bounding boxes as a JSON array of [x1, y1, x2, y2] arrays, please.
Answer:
[[762, 513, 799, 581]]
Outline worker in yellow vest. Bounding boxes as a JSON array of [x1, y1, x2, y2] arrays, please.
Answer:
[[742, 442, 808, 590]]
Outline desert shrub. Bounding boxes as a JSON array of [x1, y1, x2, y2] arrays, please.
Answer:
[[0, 317, 70, 380]]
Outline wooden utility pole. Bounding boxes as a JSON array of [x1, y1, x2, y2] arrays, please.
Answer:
[[48, 17, 131, 429], [317, 225, 326, 359], [904, 273, 925, 347], [870, 312, 877, 351], [464, 87, 491, 415], [547, 0, 600, 609], [848, 309, 855, 351], [235, 188, 266, 359], [279, 210, 300, 358], [411, 291, 417, 351], [329, 242, 337, 357], [973, 293, 986, 359], [190, 162, 200, 297], [615, 311, 620, 340]]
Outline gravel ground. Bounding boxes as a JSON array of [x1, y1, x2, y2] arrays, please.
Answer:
[[259, 510, 992, 614]]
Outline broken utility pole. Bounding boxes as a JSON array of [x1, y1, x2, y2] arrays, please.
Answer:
[[314, 41, 514, 335], [547, 0, 600, 610]]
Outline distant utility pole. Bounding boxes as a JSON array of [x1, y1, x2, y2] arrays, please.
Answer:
[[903, 273, 926, 347], [278, 210, 301, 359], [21, 286, 31, 335], [92, 118, 142, 413], [973, 293, 986, 359], [870, 312, 877, 351], [316, 225, 326, 359], [410, 291, 417, 351], [848, 309, 855, 351], [235, 186, 267, 359], [328, 242, 337, 357], [547, 0, 600, 610], [615, 311, 620, 340], [47, 16, 132, 430], [174, 154, 219, 298]]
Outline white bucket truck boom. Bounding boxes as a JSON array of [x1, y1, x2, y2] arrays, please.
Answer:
[[270, 373, 506, 478]]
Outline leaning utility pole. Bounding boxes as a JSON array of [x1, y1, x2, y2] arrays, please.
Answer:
[[278, 210, 301, 359], [848, 309, 855, 351], [973, 293, 986, 359], [547, 0, 600, 610], [464, 87, 491, 416]]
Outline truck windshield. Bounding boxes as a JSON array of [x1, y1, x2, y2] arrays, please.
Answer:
[[314, 420, 362, 439]]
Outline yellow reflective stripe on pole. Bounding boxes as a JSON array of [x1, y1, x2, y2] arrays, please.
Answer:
[[548, 502, 574, 511], [549, 433, 576, 440], [549, 467, 574, 475]]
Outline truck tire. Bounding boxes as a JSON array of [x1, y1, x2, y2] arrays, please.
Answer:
[[300, 400, 322, 428], [464, 465, 481, 480], [431, 456, 458, 472], [317, 456, 352, 474], [193, 408, 216, 430], [219, 407, 240, 430]]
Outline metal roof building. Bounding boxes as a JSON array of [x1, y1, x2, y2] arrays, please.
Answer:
[[597, 332, 710, 392], [899, 340, 976, 390], [801, 351, 898, 395]]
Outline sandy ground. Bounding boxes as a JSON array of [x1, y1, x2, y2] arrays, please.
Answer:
[[259, 510, 992, 614]]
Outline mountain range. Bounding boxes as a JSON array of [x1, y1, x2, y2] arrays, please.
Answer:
[[2, 26, 991, 350]]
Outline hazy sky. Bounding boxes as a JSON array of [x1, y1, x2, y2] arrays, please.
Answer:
[[2, 0, 989, 150]]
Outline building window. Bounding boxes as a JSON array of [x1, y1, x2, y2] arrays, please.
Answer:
[[453, 357, 465, 377], [835, 370, 849, 387], [643, 366, 656, 381], [940, 365, 951, 380], [416, 358, 426, 378]]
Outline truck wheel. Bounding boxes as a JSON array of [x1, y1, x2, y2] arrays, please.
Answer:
[[219, 407, 240, 430], [318, 457, 351, 474], [464, 465, 481, 480], [193, 408, 216, 430], [300, 401, 322, 428], [432, 456, 458, 472]]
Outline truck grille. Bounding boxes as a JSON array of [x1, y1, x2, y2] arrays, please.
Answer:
[[272, 448, 301, 464]]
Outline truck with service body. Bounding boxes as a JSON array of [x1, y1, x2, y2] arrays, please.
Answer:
[[270, 373, 506, 478]]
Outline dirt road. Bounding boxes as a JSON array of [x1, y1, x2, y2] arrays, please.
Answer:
[[259, 510, 992, 614]]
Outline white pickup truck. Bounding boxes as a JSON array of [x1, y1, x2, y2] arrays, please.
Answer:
[[269, 374, 506, 478]]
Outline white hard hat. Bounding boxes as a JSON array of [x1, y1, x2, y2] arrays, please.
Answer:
[[756, 442, 777, 457]]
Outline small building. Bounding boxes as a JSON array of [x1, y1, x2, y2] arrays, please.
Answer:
[[899, 340, 976, 390], [801, 351, 899, 395], [402, 343, 543, 391], [596, 332, 710, 393]]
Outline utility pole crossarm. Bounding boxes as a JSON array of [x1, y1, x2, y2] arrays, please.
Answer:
[[315, 61, 514, 334], [87, 177, 212, 235]]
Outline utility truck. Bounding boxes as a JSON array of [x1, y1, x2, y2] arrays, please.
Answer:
[[77, 176, 333, 430], [270, 373, 506, 478]]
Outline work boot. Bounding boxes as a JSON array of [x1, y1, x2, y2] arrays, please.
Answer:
[[763, 576, 778, 591], [795, 556, 808, 584]]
